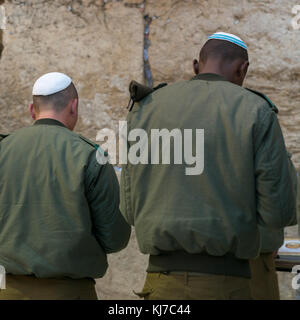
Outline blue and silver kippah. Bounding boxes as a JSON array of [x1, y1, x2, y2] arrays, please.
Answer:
[[208, 32, 248, 51]]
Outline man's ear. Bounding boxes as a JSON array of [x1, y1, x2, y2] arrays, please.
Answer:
[[193, 59, 200, 75], [244, 61, 249, 76], [237, 60, 249, 79], [240, 60, 249, 78], [70, 98, 78, 115], [234, 60, 249, 86], [29, 103, 36, 120]]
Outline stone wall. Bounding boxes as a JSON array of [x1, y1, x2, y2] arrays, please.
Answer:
[[146, 0, 300, 168], [0, 0, 144, 137], [0, 0, 299, 299], [1, 1, 300, 166]]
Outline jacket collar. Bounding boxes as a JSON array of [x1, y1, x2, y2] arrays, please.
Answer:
[[191, 73, 227, 82], [34, 118, 66, 128]]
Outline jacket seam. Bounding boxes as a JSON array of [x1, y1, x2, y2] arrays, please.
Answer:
[[124, 118, 133, 224], [256, 112, 284, 227]]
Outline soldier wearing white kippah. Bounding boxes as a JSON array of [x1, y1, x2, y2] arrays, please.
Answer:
[[0, 72, 131, 300]]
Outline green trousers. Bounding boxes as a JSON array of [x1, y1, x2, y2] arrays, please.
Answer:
[[249, 253, 280, 300], [0, 275, 98, 300], [136, 272, 252, 300]]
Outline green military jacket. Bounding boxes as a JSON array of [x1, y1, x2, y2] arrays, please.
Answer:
[[297, 171, 300, 237], [259, 153, 297, 253], [120, 73, 296, 261], [0, 119, 131, 279]]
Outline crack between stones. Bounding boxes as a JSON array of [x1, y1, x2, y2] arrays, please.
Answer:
[[100, 0, 153, 87], [143, 2, 153, 88], [0, 0, 155, 87], [0, 0, 4, 59]]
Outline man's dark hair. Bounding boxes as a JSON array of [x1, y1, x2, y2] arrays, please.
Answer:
[[200, 39, 249, 63], [33, 82, 78, 113]]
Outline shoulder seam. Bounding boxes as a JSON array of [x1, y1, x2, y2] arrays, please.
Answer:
[[78, 135, 99, 149], [0, 134, 9, 142], [245, 88, 278, 114], [79, 135, 109, 158]]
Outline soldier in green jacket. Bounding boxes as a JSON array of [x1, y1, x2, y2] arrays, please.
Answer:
[[0, 72, 131, 300], [120, 32, 296, 300], [296, 171, 300, 300], [298, 172, 300, 237]]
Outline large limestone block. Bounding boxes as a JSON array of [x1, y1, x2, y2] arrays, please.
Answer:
[[0, 0, 143, 138], [146, 0, 300, 167]]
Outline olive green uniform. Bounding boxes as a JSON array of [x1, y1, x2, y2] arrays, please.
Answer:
[[120, 73, 296, 300], [296, 172, 300, 300], [298, 172, 300, 237], [0, 119, 131, 300], [249, 253, 280, 300], [249, 139, 298, 300]]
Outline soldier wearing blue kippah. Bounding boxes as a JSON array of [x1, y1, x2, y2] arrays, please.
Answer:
[[120, 32, 297, 300]]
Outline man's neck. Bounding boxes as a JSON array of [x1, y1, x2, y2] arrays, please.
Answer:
[[34, 118, 66, 128], [35, 114, 69, 129], [199, 69, 226, 80]]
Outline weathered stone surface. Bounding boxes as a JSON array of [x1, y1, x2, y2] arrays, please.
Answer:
[[0, 0, 143, 137], [147, 0, 300, 168], [96, 228, 148, 300]]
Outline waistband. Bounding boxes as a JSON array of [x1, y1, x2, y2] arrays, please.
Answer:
[[5, 274, 96, 283], [147, 251, 251, 279]]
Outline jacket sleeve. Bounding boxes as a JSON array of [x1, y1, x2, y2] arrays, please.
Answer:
[[254, 108, 297, 229], [286, 153, 298, 226], [85, 150, 131, 253], [297, 171, 300, 235]]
